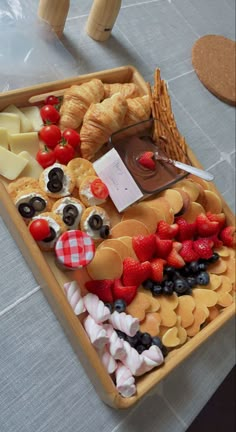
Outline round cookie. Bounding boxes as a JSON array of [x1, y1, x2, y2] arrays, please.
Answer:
[[29, 212, 67, 251], [67, 158, 96, 188], [14, 187, 52, 224], [80, 205, 111, 241], [39, 163, 76, 199], [52, 197, 85, 230], [79, 175, 108, 207], [192, 35, 236, 106]]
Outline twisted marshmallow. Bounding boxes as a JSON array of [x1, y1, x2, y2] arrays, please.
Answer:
[[63, 281, 85, 315], [100, 347, 117, 374], [103, 324, 126, 360], [115, 363, 136, 398], [139, 345, 164, 374], [122, 340, 144, 376], [108, 311, 139, 337], [83, 293, 111, 323], [83, 315, 109, 349]]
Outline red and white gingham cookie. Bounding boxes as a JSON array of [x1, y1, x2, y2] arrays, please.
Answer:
[[55, 230, 95, 269]]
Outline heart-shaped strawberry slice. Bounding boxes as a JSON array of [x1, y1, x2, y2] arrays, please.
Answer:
[[122, 257, 152, 287]]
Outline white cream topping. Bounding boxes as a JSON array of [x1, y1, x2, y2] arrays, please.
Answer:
[[83, 208, 110, 240], [43, 163, 71, 196], [80, 183, 105, 206], [15, 192, 47, 215], [33, 215, 61, 249], [54, 197, 84, 230]]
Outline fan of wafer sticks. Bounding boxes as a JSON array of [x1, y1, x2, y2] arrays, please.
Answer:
[[147, 69, 189, 164]]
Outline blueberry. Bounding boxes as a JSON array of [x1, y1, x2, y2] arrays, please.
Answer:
[[140, 332, 152, 347], [188, 261, 200, 274], [207, 252, 220, 264], [126, 334, 139, 347], [136, 344, 146, 354], [174, 278, 189, 295], [161, 345, 169, 357], [196, 271, 210, 286], [116, 330, 127, 340], [151, 284, 163, 296], [142, 279, 154, 290], [114, 299, 126, 313], [162, 284, 174, 296], [136, 331, 143, 341], [180, 265, 192, 277], [164, 266, 176, 278], [104, 302, 113, 314], [197, 262, 208, 271], [151, 336, 163, 349], [186, 276, 197, 288]]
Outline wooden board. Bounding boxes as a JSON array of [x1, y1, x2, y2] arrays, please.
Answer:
[[0, 66, 235, 409]]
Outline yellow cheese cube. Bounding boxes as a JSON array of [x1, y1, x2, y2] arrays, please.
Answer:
[[0, 113, 20, 134], [3, 104, 33, 133], [19, 151, 43, 179], [8, 132, 39, 158], [0, 146, 28, 180], [0, 127, 8, 150], [20, 106, 43, 132]]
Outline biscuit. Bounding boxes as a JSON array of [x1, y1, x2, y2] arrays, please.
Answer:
[[52, 196, 85, 230], [8, 177, 39, 201], [79, 175, 108, 207], [87, 247, 123, 280], [39, 163, 76, 199], [14, 187, 53, 224], [80, 205, 111, 241], [67, 157, 96, 188]]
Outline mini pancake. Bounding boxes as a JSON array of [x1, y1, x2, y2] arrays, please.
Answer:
[[97, 238, 130, 261], [175, 295, 195, 328], [174, 179, 200, 202], [208, 258, 228, 275], [111, 220, 149, 238], [118, 236, 138, 260], [145, 196, 174, 224], [203, 190, 222, 213], [186, 305, 208, 337], [192, 288, 218, 308], [162, 327, 180, 347], [182, 202, 205, 223], [217, 292, 233, 308], [86, 247, 123, 280], [158, 189, 184, 215], [174, 188, 191, 216], [139, 312, 162, 337], [126, 292, 151, 322], [205, 274, 222, 291], [187, 174, 213, 191], [67, 157, 96, 188], [216, 275, 232, 294], [138, 287, 160, 312], [214, 246, 230, 257], [121, 203, 159, 234]]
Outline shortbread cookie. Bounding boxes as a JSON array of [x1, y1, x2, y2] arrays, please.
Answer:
[[79, 175, 109, 207], [67, 157, 96, 188], [52, 197, 85, 230], [29, 212, 67, 251], [80, 205, 111, 241], [39, 163, 76, 199], [14, 187, 52, 224]]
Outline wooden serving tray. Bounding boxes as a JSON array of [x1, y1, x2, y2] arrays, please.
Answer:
[[0, 66, 235, 409]]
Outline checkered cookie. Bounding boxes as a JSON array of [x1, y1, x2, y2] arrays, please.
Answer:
[[55, 230, 95, 269]]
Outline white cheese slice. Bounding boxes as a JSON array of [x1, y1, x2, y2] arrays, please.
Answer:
[[8, 132, 39, 158], [0, 113, 21, 134], [3, 104, 33, 133], [20, 106, 43, 132], [0, 127, 9, 149], [19, 151, 43, 179], [0, 146, 28, 180]]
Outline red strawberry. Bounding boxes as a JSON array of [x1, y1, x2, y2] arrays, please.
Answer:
[[132, 234, 156, 262], [138, 151, 155, 170], [155, 235, 173, 258], [179, 240, 199, 262], [112, 279, 137, 305], [166, 247, 185, 268], [206, 212, 226, 230], [175, 217, 197, 241], [206, 234, 223, 248], [196, 213, 219, 237], [193, 238, 214, 259], [123, 258, 152, 287], [150, 258, 166, 282], [85, 279, 114, 303], [219, 226, 236, 247], [157, 220, 179, 239]]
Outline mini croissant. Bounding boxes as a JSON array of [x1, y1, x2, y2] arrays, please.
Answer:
[[80, 93, 128, 160], [123, 95, 151, 127], [103, 83, 140, 99], [59, 79, 104, 130]]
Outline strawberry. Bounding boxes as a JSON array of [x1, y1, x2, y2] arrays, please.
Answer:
[[166, 247, 185, 268], [219, 226, 236, 247], [122, 257, 152, 287], [196, 213, 219, 237], [157, 220, 179, 239], [193, 238, 214, 259], [112, 278, 137, 305], [132, 234, 156, 262], [206, 212, 226, 231], [85, 279, 114, 303], [150, 258, 166, 282], [179, 240, 200, 262], [175, 217, 197, 241], [206, 234, 223, 248], [138, 151, 155, 170], [155, 235, 173, 258]]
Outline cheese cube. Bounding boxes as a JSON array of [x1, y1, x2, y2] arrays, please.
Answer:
[[20, 106, 43, 132], [0, 113, 20, 134], [3, 104, 33, 133], [0, 127, 8, 150], [0, 146, 28, 180], [8, 132, 39, 158], [19, 151, 43, 179]]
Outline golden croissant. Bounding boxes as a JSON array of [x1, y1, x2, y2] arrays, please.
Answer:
[[123, 95, 151, 127], [104, 83, 140, 99], [80, 93, 128, 160], [59, 79, 104, 130]]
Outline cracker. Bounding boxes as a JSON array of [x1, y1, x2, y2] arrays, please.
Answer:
[[8, 177, 39, 201], [78, 175, 102, 207], [175, 295, 195, 328], [39, 164, 76, 199], [139, 312, 161, 336], [80, 205, 111, 242], [182, 202, 205, 223], [87, 247, 123, 280], [121, 203, 159, 234], [111, 220, 149, 238], [67, 157, 96, 188], [97, 239, 130, 261], [118, 236, 138, 260], [204, 190, 222, 213], [158, 189, 184, 215], [126, 292, 151, 322]]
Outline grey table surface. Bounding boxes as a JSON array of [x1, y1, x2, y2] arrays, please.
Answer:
[[0, 1, 235, 431]]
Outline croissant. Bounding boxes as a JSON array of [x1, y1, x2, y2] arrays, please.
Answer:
[[59, 79, 104, 130], [104, 83, 140, 99], [123, 95, 151, 127], [80, 93, 128, 160]]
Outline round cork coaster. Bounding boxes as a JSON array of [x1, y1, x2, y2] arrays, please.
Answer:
[[192, 35, 236, 106]]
